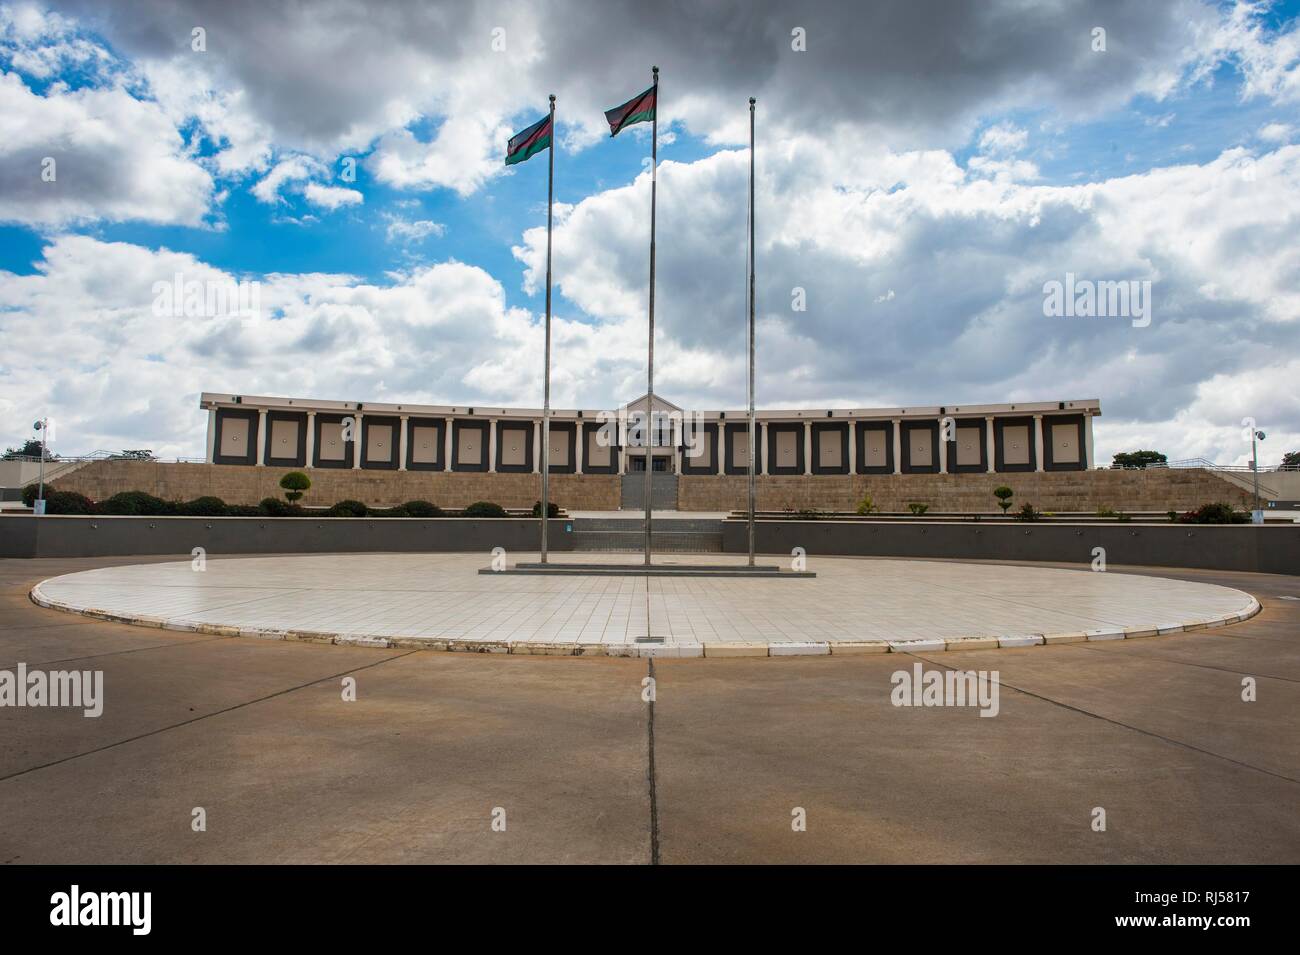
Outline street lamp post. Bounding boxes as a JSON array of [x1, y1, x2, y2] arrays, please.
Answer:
[[33, 418, 48, 515], [1251, 429, 1266, 521]]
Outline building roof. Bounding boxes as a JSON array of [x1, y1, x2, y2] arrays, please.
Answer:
[[200, 391, 1101, 420]]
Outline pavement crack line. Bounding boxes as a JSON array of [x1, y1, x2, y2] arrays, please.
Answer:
[[1061, 641, 1300, 684], [0, 649, 422, 784], [5, 634, 235, 670], [646, 657, 660, 866], [904, 652, 1300, 787]]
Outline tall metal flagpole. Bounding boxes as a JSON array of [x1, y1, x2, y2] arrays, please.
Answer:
[[541, 94, 556, 563], [747, 98, 756, 567], [643, 66, 659, 566]]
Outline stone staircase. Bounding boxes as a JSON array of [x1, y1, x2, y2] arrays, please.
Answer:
[[620, 473, 678, 510], [570, 515, 724, 552]]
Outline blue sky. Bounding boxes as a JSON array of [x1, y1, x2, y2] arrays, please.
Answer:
[[1, 0, 1298, 464]]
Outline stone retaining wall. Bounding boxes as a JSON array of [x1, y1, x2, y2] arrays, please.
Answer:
[[37, 460, 1252, 515], [679, 469, 1253, 513], [44, 460, 620, 511]]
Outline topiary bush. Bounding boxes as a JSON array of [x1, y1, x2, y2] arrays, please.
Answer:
[[100, 490, 171, 516], [993, 486, 1014, 514], [402, 500, 443, 518], [531, 500, 560, 518], [182, 496, 228, 516], [279, 471, 311, 503], [462, 500, 507, 518], [906, 502, 929, 516], [326, 499, 368, 517]]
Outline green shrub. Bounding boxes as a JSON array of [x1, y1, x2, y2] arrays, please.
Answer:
[[993, 486, 1014, 514], [1116, 511, 1131, 523], [1178, 502, 1250, 525], [21, 483, 43, 507], [402, 500, 443, 518], [1015, 502, 1041, 522], [1167, 510, 1179, 523], [100, 490, 170, 516], [532, 500, 560, 518], [326, 499, 368, 517], [855, 492, 877, 516], [279, 471, 311, 503], [795, 507, 823, 520], [259, 497, 299, 517], [43, 490, 95, 514], [906, 502, 929, 516], [1097, 505, 1116, 518], [182, 496, 228, 516], [463, 500, 507, 518], [376, 505, 410, 518], [227, 505, 262, 517]]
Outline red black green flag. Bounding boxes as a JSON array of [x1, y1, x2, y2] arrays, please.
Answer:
[[604, 84, 656, 137], [505, 114, 552, 166]]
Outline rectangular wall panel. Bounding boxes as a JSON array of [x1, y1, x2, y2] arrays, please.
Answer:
[[1002, 425, 1031, 466], [1052, 422, 1080, 464], [955, 425, 982, 466], [318, 421, 346, 462], [908, 428, 932, 467], [862, 429, 887, 467], [366, 424, 394, 463], [775, 430, 797, 468], [411, 426, 440, 465]]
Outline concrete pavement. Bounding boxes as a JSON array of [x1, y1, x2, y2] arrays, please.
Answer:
[[1, 555, 1297, 864]]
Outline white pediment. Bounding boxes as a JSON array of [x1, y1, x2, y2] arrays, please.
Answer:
[[622, 392, 682, 415]]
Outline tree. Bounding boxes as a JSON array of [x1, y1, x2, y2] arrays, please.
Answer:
[[993, 485, 1014, 514], [3, 439, 53, 460], [1283, 451, 1300, 468], [1111, 450, 1167, 469], [279, 471, 311, 503]]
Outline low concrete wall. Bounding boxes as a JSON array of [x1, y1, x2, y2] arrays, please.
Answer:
[[721, 520, 1300, 575], [0, 516, 576, 559], [4, 516, 1295, 574]]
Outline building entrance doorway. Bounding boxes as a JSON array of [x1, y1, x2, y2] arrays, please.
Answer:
[[629, 455, 672, 472]]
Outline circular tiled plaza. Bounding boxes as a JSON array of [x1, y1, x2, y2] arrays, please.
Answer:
[[29, 554, 1260, 657]]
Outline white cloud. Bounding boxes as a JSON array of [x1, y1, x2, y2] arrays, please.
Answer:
[[1258, 121, 1293, 142], [0, 69, 213, 227], [303, 182, 363, 211], [978, 122, 1028, 155], [250, 155, 325, 205], [384, 214, 445, 243], [0, 234, 652, 456], [511, 136, 1300, 462]]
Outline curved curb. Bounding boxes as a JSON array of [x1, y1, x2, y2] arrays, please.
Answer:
[[28, 583, 1261, 659]]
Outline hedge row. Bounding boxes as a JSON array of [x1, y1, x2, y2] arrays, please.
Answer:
[[20, 486, 550, 519]]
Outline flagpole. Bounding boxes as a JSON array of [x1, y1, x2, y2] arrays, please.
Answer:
[[747, 97, 756, 567], [644, 65, 658, 567], [541, 93, 556, 564]]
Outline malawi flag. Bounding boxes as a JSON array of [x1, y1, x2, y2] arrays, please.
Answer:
[[604, 84, 656, 137], [505, 114, 552, 166]]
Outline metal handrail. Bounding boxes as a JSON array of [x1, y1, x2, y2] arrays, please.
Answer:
[[1111, 459, 1298, 473]]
